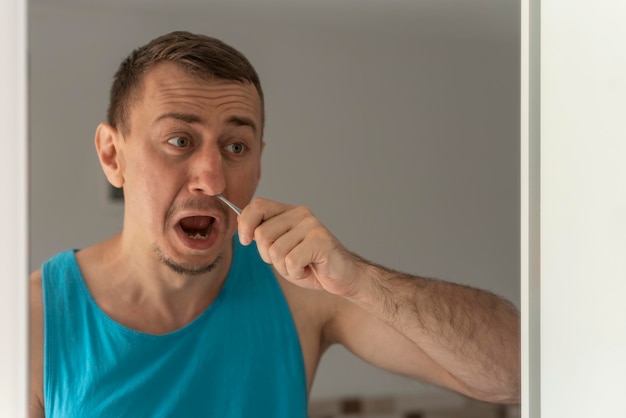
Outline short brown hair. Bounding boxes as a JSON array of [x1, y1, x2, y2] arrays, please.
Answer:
[[107, 31, 264, 135]]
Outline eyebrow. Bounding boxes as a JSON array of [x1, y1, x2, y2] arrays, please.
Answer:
[[225, 116, 258, 135], [154, 112, 258, 135], [155, 112, 204, 124]]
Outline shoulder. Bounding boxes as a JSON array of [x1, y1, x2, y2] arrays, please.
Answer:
[[272, 269, 343, 391], [272, 267, 373, 350], [29, 269, 45, 416], [274, 270, 338, 343], [29, 270, 44, 362], [29, 269, 43, 314], [30, 268, 42, 283]]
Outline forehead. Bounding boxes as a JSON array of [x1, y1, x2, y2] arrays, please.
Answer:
[[131, 62, 262, 132]]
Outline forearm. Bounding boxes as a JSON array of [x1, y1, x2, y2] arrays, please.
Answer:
[[237, 199, 520, 401], [348, 257, 521, 403]]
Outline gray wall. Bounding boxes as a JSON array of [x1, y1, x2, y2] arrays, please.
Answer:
[[29, 2, 520, 400]]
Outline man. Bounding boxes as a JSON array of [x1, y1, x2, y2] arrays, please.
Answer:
[[29, 31, 520, 417]]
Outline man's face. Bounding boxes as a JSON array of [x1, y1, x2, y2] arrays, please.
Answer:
[[116, 62, 263, 275]]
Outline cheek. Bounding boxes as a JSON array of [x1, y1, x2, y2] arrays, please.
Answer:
[[230, 164, 260, 196], [124, 161, 177, 216]]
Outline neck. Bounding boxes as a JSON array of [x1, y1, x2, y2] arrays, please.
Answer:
[[79, 233, 235, 334]]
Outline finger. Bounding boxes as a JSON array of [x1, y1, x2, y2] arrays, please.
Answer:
[[266, 224, 307, 277], [282, 222, 328, 280], [253, 206, 312, 260], [237, 198, 293, 245], [254, 217, 297, 265], [268, 216, 329, 281]]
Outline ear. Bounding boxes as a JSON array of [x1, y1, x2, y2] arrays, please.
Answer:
[[95, 123, 125, 188]]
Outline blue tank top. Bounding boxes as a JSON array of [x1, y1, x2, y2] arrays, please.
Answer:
[[42, 238, 308, 417]]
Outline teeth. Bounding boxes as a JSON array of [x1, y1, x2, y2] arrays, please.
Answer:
[[186, 231, 210, 240]]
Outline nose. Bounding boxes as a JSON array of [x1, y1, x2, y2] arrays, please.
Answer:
[[187, 145, 226, 196]]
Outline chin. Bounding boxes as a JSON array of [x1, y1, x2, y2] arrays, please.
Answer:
[[151, 242, 224, 277], [161, 255, 223, 277]]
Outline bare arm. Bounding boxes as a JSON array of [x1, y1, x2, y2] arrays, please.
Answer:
[[331, 256, 520, 403], [238, 197, 520, 403], [29, 270, 45, 418]]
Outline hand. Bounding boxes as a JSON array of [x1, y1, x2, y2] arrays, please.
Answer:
[[237, 197, 362, 296]]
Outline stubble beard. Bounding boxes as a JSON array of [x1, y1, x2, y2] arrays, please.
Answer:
[[152, 244, 223, 276]]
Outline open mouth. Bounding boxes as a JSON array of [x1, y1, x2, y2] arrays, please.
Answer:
[[178, 216, 215, 240]]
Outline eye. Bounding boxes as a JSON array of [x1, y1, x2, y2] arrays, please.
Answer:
[[224, 142, 247, 154], [167, 136, 190, 148]]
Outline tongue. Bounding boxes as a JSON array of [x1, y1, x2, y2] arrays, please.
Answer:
[[180, 216, 213, 231]]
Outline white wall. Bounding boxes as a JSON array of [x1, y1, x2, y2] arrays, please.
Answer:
[[29, 3, 520, 400], [538, 0, 626, 416], [0, 0, 28, 416]]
